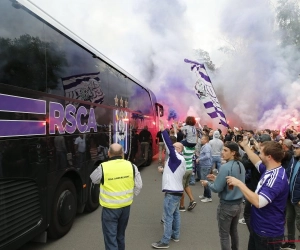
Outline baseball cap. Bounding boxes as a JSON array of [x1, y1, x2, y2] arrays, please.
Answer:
[[224, 142, 240, 156], [293, 141, 300, 148], [283, 139, 293, 148], [257, 134, 272, 143]]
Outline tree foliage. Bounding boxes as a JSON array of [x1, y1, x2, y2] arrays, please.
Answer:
[[0, 34, 67, 92], [194, 49, 216, 71], [276, 0, 300, 49]]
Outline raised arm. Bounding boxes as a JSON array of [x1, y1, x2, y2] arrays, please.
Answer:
[[159, 120, 175, 156], [159, 120, 181, 172], [159, 119, 164, 132], [173, 121, 178, 138], [239, 137, 260, 166]]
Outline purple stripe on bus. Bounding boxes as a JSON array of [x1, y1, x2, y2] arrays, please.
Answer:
[[0, 120, 46, 137], [0, 94, 46, 114]]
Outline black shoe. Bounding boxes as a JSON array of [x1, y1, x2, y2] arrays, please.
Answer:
[[280, 243, 296, 249], [195, 178, 200, 182], [171, 237, 179, 242], [179, 206, 186, 212], [187, 201, 197, 211], [151, 241, 169, 249]]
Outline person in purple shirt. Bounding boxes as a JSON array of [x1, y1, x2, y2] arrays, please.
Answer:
[[227, 137, 288, 250]]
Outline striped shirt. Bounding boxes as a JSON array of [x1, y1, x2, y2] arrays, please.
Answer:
[[183, 146, 195, 171]]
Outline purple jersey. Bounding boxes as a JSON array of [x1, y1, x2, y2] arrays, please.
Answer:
[[250, 161, 288, 237]]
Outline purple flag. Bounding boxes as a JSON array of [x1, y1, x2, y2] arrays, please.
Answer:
[[184, 59, 229, 128]]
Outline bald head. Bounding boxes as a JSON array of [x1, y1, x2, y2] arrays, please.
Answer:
[[173, 142, 183, 153], [108, 143, 124, 158]]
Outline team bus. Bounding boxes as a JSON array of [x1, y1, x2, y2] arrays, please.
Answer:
[[0, 1, 164, 249]]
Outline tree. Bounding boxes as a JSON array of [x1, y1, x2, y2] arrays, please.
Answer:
[[276, 0, 300, 49], [218, 36, 247, 56], [194, 49, 216, 71], [0, 34, 67, 92]]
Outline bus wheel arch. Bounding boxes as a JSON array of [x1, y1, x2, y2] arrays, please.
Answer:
[[48, 177, 77, 239], [84, 163, 100, 212]]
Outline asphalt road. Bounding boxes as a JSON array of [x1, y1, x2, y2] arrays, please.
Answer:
[[21, 157, 253, 250]]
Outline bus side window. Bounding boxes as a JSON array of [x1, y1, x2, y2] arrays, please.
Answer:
[[155, 103, 164, 117]]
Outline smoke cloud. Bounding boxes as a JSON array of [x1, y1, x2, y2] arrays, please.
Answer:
[[213, 0, 300, 130], [31, 0, 300, 131]]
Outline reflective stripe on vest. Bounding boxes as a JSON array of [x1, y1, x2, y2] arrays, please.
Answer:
[[100, 159, 134, 209]]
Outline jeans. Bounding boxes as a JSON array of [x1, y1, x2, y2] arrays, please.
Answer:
[[217, 203, 242, 250], [158, 142, 165, 162], [101, 206, 131, 250], [161, 193, 181, 244], [196, 163, 201, 181], [286, 198, 300, 241], [201, 167, 211, 198], [189, 173, 195, 185], [248, 231, 283, 250], [212, 155, 221, 171]]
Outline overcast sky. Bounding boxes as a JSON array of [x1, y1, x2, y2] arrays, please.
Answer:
[[29, 0, 300, 130], [30, 0, 223, 59]]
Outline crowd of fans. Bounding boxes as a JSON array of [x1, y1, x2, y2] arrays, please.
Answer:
[[153, 119, 299, 250]]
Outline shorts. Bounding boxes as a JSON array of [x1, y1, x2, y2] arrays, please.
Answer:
[[182, 170, 193, 188]]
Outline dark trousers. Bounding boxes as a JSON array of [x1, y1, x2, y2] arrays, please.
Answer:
[[77, 152, 85, 169], [101, 206, 131, 250], [56, 151, 67, 169], [243, 199, 251, 232], [217, 203, 242, 250], [248, 231, 283, 250], [286, 198, 300, 241]]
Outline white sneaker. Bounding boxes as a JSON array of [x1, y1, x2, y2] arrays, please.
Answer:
[[199, 195, 205, 199], [239, 218, 246, 225], [201, 198, 212, 203]]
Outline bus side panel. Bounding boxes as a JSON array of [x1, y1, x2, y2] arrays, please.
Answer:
[[0, 138, 48, 250], [0, 0, 163, 248]]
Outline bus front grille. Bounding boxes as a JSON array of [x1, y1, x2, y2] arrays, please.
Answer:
[[0, 179, 41, 247]]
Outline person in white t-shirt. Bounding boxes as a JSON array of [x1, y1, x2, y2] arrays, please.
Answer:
[[75, 134, 86, 168]]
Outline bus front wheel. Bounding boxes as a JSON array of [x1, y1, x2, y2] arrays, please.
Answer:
[[48, 178, 77, 239], [84, 178, 99, 212]]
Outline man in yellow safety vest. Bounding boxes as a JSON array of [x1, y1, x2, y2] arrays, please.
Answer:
[[90, 143, 142, 250]]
